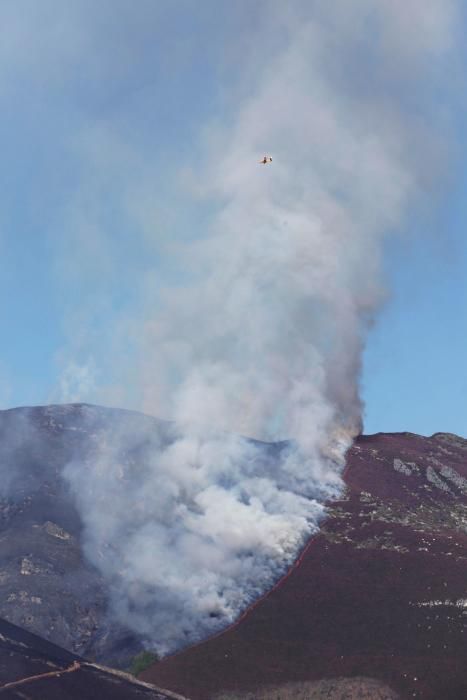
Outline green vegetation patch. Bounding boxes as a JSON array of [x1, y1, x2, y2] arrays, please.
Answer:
[[128, 650, 159, 676]]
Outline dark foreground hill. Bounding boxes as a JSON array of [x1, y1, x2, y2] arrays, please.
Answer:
[[0, 616, 188, 699], [141, 431, 467, 700]]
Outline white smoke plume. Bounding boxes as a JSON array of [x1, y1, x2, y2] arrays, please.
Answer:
[[59, 360, 98, 404], [62, 1, 460, 653]]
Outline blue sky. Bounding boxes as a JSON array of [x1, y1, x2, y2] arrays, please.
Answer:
[[0, 1, 466, 438], [363, 171, 467, 436]]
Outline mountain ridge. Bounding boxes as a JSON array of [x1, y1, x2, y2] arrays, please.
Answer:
[[1, 403, 466, 698]]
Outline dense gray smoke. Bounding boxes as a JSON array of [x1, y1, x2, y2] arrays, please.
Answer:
[[65, 415, 331, 653], [62, 1, 460, 653]]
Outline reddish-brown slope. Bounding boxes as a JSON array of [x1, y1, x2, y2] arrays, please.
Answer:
[[141, 432, 467, 700]]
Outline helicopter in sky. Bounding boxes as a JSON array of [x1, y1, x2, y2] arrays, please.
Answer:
[[259, 155, 272, 164]]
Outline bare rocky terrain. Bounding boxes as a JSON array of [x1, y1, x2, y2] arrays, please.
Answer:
[[213, 676, 400, 699], [142, 431, 467, 700]]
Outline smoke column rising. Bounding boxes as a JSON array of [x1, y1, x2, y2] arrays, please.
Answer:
[[64, 1, 460, 653]]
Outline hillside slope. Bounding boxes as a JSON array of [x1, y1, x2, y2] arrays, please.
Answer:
[[141, 432, 467, 700]]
